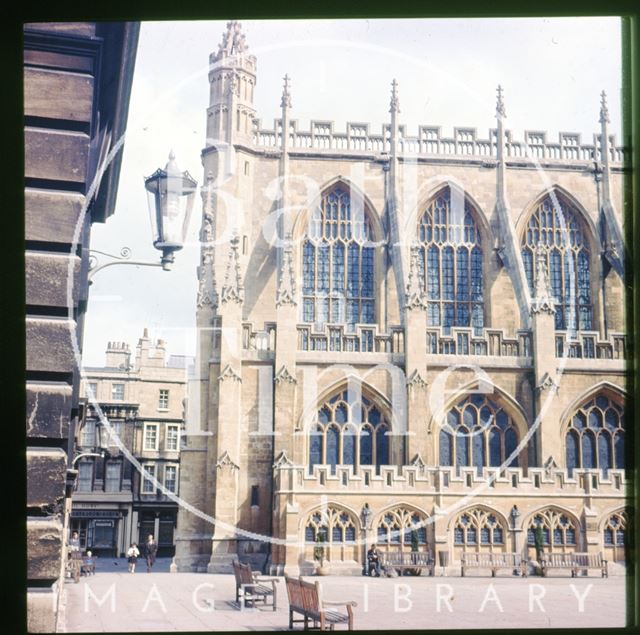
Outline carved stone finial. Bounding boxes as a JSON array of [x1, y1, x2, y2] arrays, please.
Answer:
[[405, 242, 427, 310], [536, 372, 559, 394], [599, 90, 610, 124], [218, 363, 242, 383], [496, 85, 506, 119], [389, 78, 400, 114], [214, 21, 248, 62], [274, 365, 297, 385], [276, 233, 297, 307], [221, 234, 244, 304], [272, 450, 295, 468], [530, 244, 555, 315], [406, 369, 428, 390], [216, 450, 240, 471], [281, 74, 292, 109]]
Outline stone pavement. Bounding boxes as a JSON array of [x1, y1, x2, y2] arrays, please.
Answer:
[[58, 570, 628, 632]]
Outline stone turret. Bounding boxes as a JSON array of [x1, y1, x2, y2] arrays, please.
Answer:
[[207, 20, 257, 146]]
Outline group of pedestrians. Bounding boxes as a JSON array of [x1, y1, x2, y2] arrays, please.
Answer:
[[127, 534, 158, 573]]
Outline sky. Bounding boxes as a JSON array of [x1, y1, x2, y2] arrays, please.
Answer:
[[81, 17, 623, 366]]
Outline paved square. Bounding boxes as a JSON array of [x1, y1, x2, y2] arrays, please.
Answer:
[[58, 571, 627, 632]]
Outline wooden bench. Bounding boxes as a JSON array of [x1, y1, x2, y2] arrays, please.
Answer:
[[461, 552, 528, 577], [540, 552, 608, 578], [285, 575, 357, 630], [232, 560, 279, 611], [379, 551, 435, 577], [81, 554, 96, 576]]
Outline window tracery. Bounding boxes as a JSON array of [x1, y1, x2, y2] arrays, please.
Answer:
[[309, 390, 390, 473], [521, 194, 592, 331], [439, 394, 521, 470], [418, 188, 484, 335], [565, 393, 624, 475], [453, 508, 506, 546], [302, 187, 375, 329], [304, 506, 357, 544], [527, 509, 578, 549], [375, 507, 428, 548]]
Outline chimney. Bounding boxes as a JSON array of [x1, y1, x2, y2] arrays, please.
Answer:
[[105, 341, 131, 369]]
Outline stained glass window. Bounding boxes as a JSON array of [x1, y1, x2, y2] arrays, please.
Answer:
[[565, 393, 624, 476], [309, 390, 393, 469], [302, 187, 375, 329], [521, 194, 592, 332], [441, 395, 522, 469], [418, 188, 484, 335]]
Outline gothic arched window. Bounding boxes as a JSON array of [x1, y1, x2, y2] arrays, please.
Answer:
[[439, 394, 522, 471], [302, 187, 375, 329], [453, 508, 506, 547], [527, 509, 578, 550], [375, 507, 428, 549], [418, 188, 484, 335], [308, 390, 390, 474], [521, 194, 592, 331], [565, 393, 624, 476], [304, 507, 357, 544]]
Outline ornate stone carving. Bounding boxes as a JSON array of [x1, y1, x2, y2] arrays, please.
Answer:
[[496, 84, 506, 119], [543, 455, 558, 479], [536, 372, 559, 394], [276, 235, 297, 307], [410, 454, 426, 468], [272, 450, 295, 468], [389, 78, 400, 114], [226, 71, 240, 97], [274, 366, 297, 385], [221, 235, 244, 304], [213, 21, 248, 62], [281, 74, 291, 109], [530, 244, 556, 315], [216, 450, 239, 471], [405, 242, 427, 310], [218, 364, 242, 383], [406, 369, 427, 389], [599, 90, 609, 124]]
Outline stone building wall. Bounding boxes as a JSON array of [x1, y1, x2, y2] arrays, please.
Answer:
[[175, 22, 628, 576]]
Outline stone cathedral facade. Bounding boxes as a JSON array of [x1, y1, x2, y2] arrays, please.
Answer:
[[175, 22, 628, 575]]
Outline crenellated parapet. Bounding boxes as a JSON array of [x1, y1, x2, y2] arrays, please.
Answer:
[[274, 463, 627, 501], [252, 119, 627, 164]]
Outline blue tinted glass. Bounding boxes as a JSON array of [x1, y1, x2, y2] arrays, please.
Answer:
[[566, 430, 579, 475], [467, 527, 477, 544], [361, 247, 374, 297], [305, 526, 315, 542], [614, 432, 625, 469], [472, 430, 485, 471], [347, 243, 359, 298], [303, 298, 314, 322], [456, 430, 469, 466], [427, 246, 440, 300], [505, 428, 518, 467], [489, 429, 501, 466], [343, 432, 356, 466], [456, 248, 469, 301], [332, 526, 342, 542], [522, 248, 533, 292], [332, 242, 344, 292], [582, 432, 596, 468], [480, 528, 490, 544], [345, 526, 356, 542], [454, 527, 464, 544], [616, 529, 625, 546], [303, 241, 315, 294], [376, 427, 389, 465], [318, 243, 330, 293], [566, 528, 576, 545], [493, 527, 503, 544], [360, 428, 372, 465], [440, 430, 452, 465], [553, 528, 563, 545], [309, 429, 323, 469], [442, 247, 454, 301], [598, 433, 612, 473], [327, 427, 339, 470], [335, 404, 348, 424], [604, 528, 613, 545]]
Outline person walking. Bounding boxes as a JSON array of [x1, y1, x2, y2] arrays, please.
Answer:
[[127, 543, 140, 573], [143, 534, 158, 573]]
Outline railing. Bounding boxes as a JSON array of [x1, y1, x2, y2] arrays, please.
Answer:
[[426, 328, 532, 358], [296, 324, 405, 353], [554, 331, 626, 360], [252, 119, 627, 164]]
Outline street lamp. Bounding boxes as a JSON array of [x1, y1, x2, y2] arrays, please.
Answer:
[[144, 150, 198, 270], [88, 151, 197, 279], [360, 503, 372, 576]]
